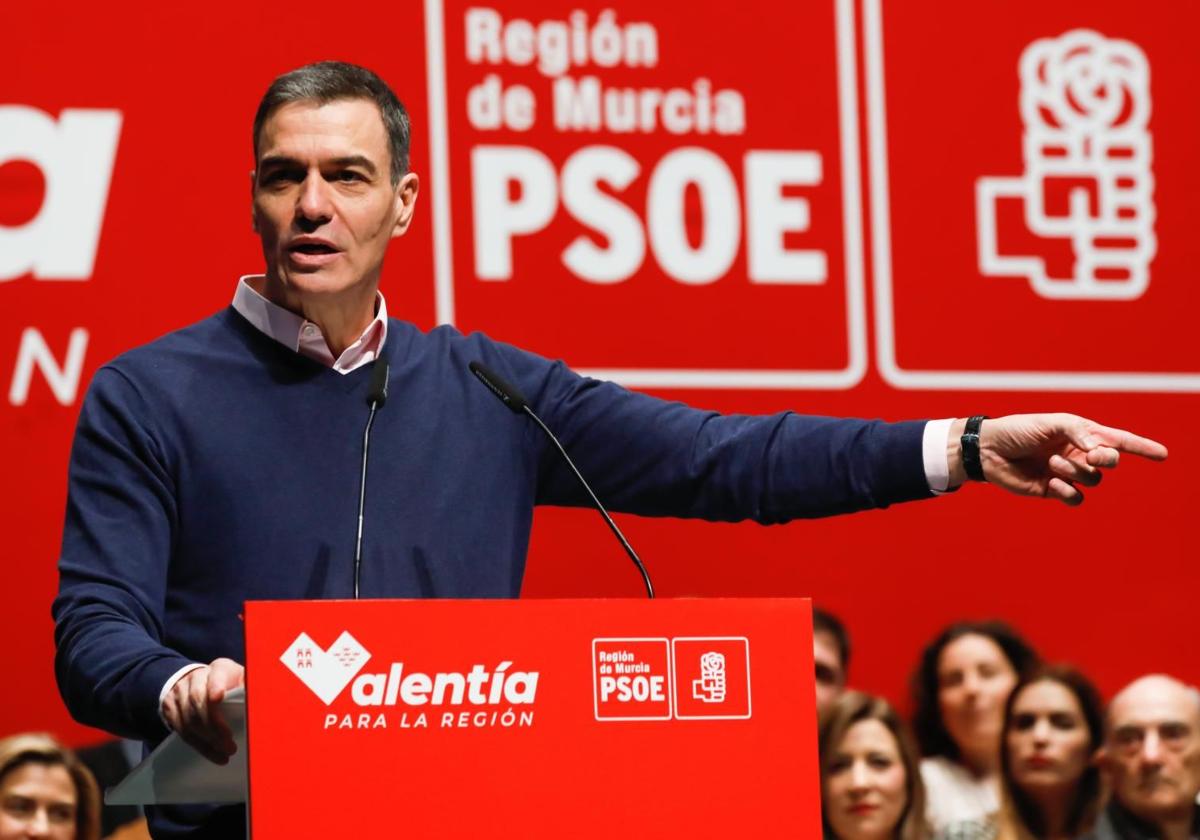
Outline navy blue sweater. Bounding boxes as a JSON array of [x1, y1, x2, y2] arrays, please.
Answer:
[[53, 305, 928, 741]]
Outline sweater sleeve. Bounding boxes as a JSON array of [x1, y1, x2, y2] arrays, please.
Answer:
[[52, 366, 194, 740], [498, 352, 932, 522]]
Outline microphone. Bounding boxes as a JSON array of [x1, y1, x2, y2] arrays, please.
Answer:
[[469, 361, 654, 598], [367, 358, 390, 407], [354, 360, 390, 598]]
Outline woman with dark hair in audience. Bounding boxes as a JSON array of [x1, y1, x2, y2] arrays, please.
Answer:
[[820, 691, 929, 840], [912, 621, 1039, 833], [0, 733, 100, 840], [994, 666, 1104, 840]]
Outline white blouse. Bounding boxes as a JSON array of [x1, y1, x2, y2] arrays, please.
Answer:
[[920, 756, 1000, 832]]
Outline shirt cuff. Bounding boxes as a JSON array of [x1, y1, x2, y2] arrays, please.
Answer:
[[158, 663, 206, 729], [923, 418, 955, 494]]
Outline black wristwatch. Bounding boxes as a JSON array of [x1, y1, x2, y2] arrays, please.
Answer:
[[960, 415, 988, 482]]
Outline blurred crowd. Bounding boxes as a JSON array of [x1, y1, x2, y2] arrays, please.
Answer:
[[814, 610, 1200, 840], [4, 610, 1196, 839]]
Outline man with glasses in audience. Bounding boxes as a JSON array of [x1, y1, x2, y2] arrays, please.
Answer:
[[1088, 675, 1200, 840]]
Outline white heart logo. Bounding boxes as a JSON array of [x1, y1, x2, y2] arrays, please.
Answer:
[[280, 631, 372, 705]]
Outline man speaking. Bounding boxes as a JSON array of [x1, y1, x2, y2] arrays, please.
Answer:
[[52, 61, 1166, 838]]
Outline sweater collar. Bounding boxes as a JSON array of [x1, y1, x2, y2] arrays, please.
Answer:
[[232, 274, 388, 373]]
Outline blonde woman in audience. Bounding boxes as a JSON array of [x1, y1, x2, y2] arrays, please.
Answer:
[[995, 666, 1104, 840], [820, 691, 929, 840], [911, 621, 1039, 832], [0, 733, 100, 840]]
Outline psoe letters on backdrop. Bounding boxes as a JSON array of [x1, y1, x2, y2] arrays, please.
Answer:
[[472, 146, 826, 286]]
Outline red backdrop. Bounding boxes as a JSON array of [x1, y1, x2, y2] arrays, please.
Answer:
[[1, 0, 1193, 745]]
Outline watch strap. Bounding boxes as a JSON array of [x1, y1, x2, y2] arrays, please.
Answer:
[[961, 415, 988, 482]]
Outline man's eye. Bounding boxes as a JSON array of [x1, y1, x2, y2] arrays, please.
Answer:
[[1115, 728, 1143, 747], [336, 170, 364, 182], [263, 170, 302, 185], [1161, 723, 1191, 743]]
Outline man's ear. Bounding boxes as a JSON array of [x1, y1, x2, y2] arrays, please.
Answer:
[[250, 170, 260, 233], [390, 172, 420, 238]]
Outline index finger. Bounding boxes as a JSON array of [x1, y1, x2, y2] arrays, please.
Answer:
[[1091, 425, 1168, 461]]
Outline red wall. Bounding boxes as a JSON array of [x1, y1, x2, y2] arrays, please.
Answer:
[[2, 0, 1193, 745]]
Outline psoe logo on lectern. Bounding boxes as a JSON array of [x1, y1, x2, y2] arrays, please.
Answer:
[[672, 637, 751, 720], [692, 652, 727, 703]]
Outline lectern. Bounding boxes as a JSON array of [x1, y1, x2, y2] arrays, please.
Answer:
[[243, 597, 820, 836], [111, 597, 822, 836]]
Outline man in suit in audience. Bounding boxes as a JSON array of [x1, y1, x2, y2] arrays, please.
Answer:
[[1087, 675, 1200, 840]]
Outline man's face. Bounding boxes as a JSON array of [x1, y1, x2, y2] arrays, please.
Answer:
[[814, 630, 846, 718], [252, 98, 418, 303], [1102, 677, 1200, 824]]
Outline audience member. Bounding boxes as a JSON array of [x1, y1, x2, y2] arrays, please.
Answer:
[[0, 733, 100, 840], [913, 621, 1039, 831], [819, 691, 929, 840], [1084, 675, 1200, 840], [815, 607, 852, 718], [993, 666, 1104, 840]]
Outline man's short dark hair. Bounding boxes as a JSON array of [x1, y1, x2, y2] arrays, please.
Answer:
[[253, 61, 411, 185], [813, 607, 851, 670]]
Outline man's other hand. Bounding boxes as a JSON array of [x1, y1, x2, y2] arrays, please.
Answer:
[[161, 657, 245, 765], [947, 413, 1168, 505]]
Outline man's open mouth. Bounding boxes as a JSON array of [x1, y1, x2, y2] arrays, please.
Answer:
[[289, 243, 339, 254]]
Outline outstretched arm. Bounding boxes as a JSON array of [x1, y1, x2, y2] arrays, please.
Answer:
[[946, 413, 1168, 505]]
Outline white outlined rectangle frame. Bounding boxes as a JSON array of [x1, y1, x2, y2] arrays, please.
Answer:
[[423, 0, 868, 390], [592, 637, 673, 722], [671, 636, 752, 721], [863, 0, 1200, 392]]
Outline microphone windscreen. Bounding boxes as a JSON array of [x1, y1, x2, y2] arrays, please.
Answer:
[[469, 361, 528, 414], [367, 360, 390, 407]]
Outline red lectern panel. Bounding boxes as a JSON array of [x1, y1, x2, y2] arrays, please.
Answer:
[[244, 598, 819, 837]]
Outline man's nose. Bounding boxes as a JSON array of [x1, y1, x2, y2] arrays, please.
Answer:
[[295, 174, 333, 225], [1141, 730, 1164, 765]]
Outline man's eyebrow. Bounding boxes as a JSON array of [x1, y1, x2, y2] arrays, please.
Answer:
[[1111, 723, 1143, 737], [329, 155, 378, 174], [257, 155, 301, 171], [257, 155, 378, 175]]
